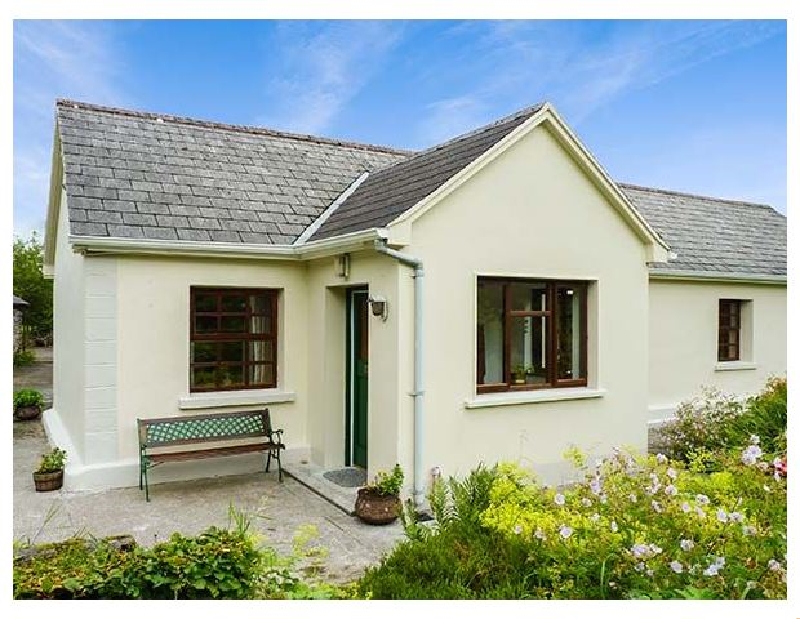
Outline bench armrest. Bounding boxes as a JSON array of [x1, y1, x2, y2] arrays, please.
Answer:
[[268, 428, 284, 444]]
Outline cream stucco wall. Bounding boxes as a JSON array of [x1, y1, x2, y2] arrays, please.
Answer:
[[305, 252, 413, 482], [401, 123, 652, 486], [648, 279, 787, 418], [51, 188, 86, 458], [112, 255, 309, 483]]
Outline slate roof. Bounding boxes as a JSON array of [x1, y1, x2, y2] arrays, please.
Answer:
[[621, 184, 787, 277], [55, 100, 786, 278], [309, 104, 544, 241], [56, 100, 408, 244]]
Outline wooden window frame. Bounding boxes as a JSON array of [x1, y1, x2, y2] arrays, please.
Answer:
[[718, 299, 742, 362], [189, 287, 278, 392], [476, 278, 588, 394]]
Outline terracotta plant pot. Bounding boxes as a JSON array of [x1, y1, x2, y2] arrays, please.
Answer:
[[354, 488, 401, 525], [14, 405, 42, 422], [33, 469, 63, 492]]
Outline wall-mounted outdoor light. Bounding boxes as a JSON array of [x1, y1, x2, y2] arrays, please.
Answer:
[[368, 295, 388, 321]]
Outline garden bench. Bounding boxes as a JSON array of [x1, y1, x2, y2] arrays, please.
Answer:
[[137, 409, 284, 501]]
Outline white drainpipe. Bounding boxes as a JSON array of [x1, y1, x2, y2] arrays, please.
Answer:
[[373, 239, 425, 507]]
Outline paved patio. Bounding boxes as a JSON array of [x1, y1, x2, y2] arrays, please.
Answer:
[[13, 419, 405, 584]]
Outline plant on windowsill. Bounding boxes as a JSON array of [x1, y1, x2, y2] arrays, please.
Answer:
[[524, 365, 538, 385], [33, 447, 67, 492], [512, 364, 527, 385], [13, 389, 45, 422], [354, 464, 404, 525]]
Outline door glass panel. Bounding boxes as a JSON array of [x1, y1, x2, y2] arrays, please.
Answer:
[[509, 315, 548, 386], [509, 282, 548, 312], [477, 282, 504, 384], [556, 286, 584, 380]]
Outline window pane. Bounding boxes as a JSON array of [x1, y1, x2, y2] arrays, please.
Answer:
[[220, 341, 244, 362], [509, 315, 548, 386], [217, 365, 244, 388], [221, 294, 247, 312], [249, 340, 274, 363], [191, 367, 216, 389], [509, 282, 547, 312], [250, 315, 270, 335], [556, 286, 584, 380], [249, 363, 274, 386], [195, 316, 218, 334], [221, 316, 247, 333], [194, 292, 217, 312], [250, 294, 270, 315], [477, 282, 504, 384], [191, 342, 218, 363]]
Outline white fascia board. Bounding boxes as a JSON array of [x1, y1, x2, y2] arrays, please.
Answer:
[[43, 128, 63, 270], [294, 171, 370, 245], [68, 227, 388, 262], [649, 270, 787, 285]]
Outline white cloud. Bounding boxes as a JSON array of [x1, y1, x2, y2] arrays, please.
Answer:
[[13, 20, 129, 237], [258, 21, 407, 134]]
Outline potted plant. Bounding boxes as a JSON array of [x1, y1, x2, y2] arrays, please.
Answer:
[[512, 364, 527, 385], [524, 365, 537, 384], [354, 464, 404, 525], [13, 389, 44, 422], [33, 448, 67, 492]]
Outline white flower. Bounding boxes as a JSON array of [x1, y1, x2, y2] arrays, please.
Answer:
[[631, 543, 649, 559], [611, 521, 618, 533], [594, 458, 603, 469], [742, 525, 757, 536], [629, 493, 637, 503], [589, 478, 602, 495], [703, 563, 720, 577], [695, 494, 710, 505], [559, 525, 573, 539], [666, 467, 677, 480], [714, 556, 725, 568], [651, 500, 662, 513], [716, 508, 728, 523], [589, 513, 601, 523], [646, 568, 654, 577], [750, 434, 760, 445], [665, 484, 678, 496], [534, 527, 546, 541], [768, 559, 782, 572], [581, 497, 592, 507], [680, 539, 694, 551], [681, 502, 691, 513], [669, 560, 683, 574], [763, 485, 771, 493], [635, 561, 645, 572], [649, 544, 663, 555], [599, 494, 608, 504], [742, 444, 762, 465], [695, 507, 706, 519], [656, 453, 668, 464], [728, 511, 744, 523], [513, 524, 523, 535], [554, 493, 566, 506], [774, 471, 781, 481]]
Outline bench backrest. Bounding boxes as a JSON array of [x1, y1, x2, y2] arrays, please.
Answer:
[[137, 409, 272, 448]]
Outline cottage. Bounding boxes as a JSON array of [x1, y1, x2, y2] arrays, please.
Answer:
[[42, 100, 786, 500]]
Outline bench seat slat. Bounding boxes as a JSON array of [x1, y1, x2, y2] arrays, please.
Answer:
[[147, 442, 283, 464]]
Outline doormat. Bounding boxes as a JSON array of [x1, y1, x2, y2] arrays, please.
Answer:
[[322, 467, 367, 488]]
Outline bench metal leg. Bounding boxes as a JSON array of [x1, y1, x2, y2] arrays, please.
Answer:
[[265, 452, 272, 473], [276, 449, 283, 483], [144, 464, 150, 502]]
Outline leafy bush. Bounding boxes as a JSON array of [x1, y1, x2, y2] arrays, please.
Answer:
[[13, 350, 36, 367], [14, 388, 44, 409], [359, 447, 786, 600], [35, 448, 67, 473], [660, 378, 787, 463], [365, 464, 404, 496]]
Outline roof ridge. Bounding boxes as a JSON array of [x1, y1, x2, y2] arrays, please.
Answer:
[[618, 181, 780, 213], [55, 99, 415, 157]]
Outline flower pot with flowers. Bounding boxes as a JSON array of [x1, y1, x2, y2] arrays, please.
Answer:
[[33, 448, 67, 492], [354, 464, 404, 525], [13, 389, 44, 422]]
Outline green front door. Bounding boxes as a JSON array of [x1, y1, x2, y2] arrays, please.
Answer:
[[349, 290, 369, 468]]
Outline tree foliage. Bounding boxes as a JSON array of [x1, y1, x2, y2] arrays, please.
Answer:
[[13, 233, 53, 339]]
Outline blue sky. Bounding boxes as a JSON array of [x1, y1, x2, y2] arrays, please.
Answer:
[[13, 19, 787, 236]]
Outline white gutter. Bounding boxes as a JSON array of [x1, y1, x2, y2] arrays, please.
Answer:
[[373, 239, 425, 508], [69, 227, 387, 261], [649, 270, 786, 285], [294, 172, 370, 245]]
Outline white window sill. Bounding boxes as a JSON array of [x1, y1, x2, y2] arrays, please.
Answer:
[[715, 361, 757, 372], [178, 389, 296, 410], [464, 387, 606, 410]]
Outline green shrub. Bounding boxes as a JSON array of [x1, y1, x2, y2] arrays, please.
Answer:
[[365, 464, 404, 496], [660, 378, 787, 463], [359, 448, 787, 600], [35, 448, 67, 473], [13, 350, 36, 367], [13, 388, 44, 409]]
